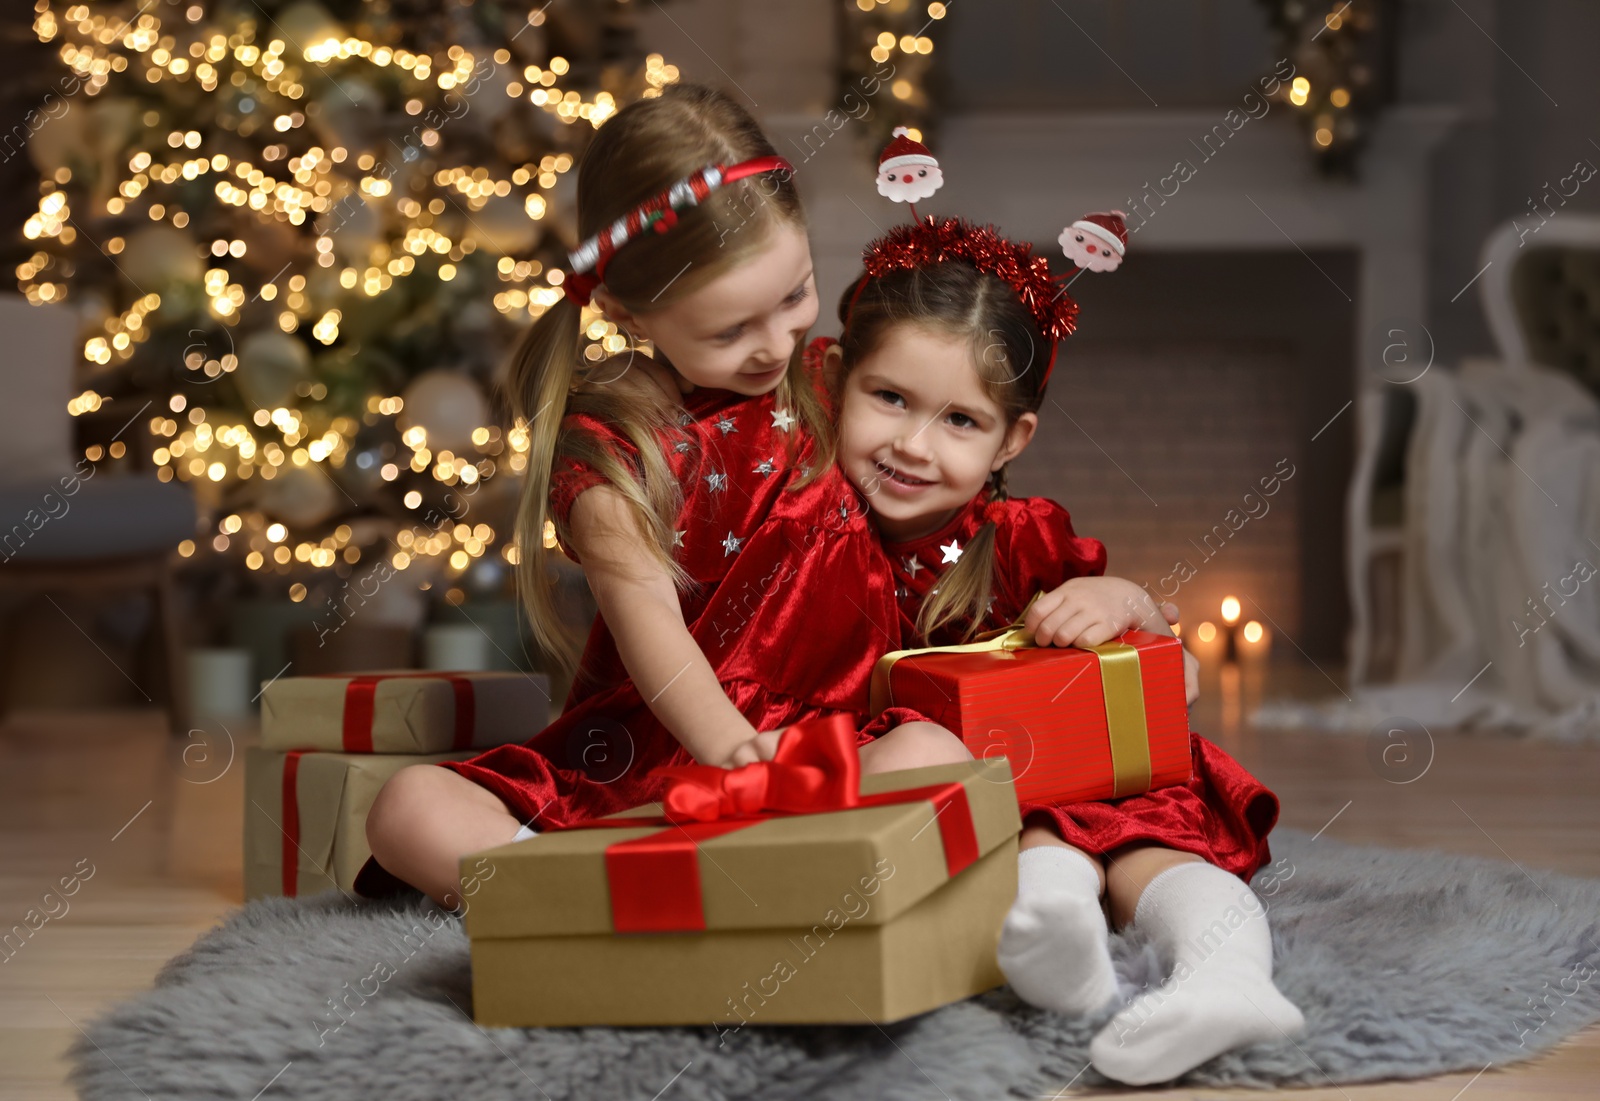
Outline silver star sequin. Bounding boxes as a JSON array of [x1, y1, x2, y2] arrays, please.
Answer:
[[673, 439, 692, 454], [721, 531, 743, 556], [940, 539, 963, 564], [715, 416, 737, 436], [753, 457, 777, 477], [705, 471, 727, 492], [677, 410, 695, 426], [902, 556, 924, 577], [672, 530, 685, 548], [770, 408, 795, 432]]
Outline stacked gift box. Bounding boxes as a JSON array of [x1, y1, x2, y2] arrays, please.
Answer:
[[244, 670, 549, 900]]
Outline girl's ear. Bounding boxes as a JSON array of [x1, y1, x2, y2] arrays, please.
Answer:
[[993, 411, 1038, 469], [821, 342, 845, 392], [591, 288, 652, 342]]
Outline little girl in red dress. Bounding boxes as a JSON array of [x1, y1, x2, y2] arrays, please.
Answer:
[[363, 85, 964, 908], [810, 214, 1305, 1085]]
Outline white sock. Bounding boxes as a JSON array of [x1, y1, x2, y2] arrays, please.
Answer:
[[1089, 862, 1305, 1085], [511, 823, 538, 843], [997, 846, 1118, 1016]]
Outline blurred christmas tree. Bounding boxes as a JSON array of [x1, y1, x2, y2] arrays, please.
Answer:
[[841, 0, 944, 146], [21, 0, 677, 622]]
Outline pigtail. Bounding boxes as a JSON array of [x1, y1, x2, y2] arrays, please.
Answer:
[[508, 301, 696, 681], [916, 480, 1008, 644], [506, 294, 587, 681]]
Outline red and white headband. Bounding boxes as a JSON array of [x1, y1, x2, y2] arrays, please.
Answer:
[[564, 155, 795, 306]]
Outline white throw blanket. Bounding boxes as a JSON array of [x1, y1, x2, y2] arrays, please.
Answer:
[[1256, 358, 1600, 739]]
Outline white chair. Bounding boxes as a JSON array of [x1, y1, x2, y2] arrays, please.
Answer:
[[1345, 213, 1600, 686], [1478, 214, 1600, 374]]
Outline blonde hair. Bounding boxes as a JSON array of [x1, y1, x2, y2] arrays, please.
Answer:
[[504, 84, 828, 682], [829, 262, 1051, 644]]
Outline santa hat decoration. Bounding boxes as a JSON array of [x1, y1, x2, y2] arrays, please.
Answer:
[[876, 126, 944, 206], [1058, 210, 1129, 273]]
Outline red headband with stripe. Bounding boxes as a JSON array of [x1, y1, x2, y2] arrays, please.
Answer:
[[564, 155, 795, 307]]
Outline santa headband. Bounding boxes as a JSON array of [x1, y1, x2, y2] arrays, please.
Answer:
[[855, 127, 1128, 387], [847, 216, 1081, 386], [1069, 213, 1126, 256], [564, 154, 795, 307]]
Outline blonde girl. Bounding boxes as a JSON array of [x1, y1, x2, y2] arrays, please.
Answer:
[[363, 86, 965, 908]]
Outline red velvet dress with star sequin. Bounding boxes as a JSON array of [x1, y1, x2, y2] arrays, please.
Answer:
[[882, 490, 1280, 881], [428, 351, 922, 832]]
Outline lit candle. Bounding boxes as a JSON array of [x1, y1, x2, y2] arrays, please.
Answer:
[[1220, 596, 1241, 663], [1241, 619, 1272, 660], [1188, 619, 1224, 665]]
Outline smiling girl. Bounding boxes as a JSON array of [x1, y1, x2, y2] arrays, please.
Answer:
[[813, 219, 1304, 1084], [362, 85, 966, 909]]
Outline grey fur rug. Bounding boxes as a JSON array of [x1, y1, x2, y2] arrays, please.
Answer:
[[69, 830, 1600, 1099]]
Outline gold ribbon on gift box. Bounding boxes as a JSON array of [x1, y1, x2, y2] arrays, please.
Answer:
[[869, 602, 1153, 799]]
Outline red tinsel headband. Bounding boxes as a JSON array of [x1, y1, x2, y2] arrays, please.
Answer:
[[564, 155, 795, 307], [846, 215, 1080, 387]]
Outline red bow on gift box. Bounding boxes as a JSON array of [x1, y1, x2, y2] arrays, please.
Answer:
[[546, 714, 982, 933], [654, 714, 864, 823]]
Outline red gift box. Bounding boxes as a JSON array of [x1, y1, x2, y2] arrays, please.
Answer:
[[869, 627, 1192, 805]]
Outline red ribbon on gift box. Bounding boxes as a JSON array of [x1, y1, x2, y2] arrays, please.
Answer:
[[310, 671, 478, 752], [551, 715, 982, 933], [281, 750, 304, 897]]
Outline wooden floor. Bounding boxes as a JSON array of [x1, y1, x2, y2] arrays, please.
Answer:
[[3, 664, 1599, 1100]]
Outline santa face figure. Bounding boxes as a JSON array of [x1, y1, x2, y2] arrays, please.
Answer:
[[1059, 226, 1123, 272], [877, 162, 943, 203]]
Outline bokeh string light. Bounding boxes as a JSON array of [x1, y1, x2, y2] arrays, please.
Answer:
[[1257, 0, 1397, 176], [23, 0, 674, 604], [844, 0, 942, 146]]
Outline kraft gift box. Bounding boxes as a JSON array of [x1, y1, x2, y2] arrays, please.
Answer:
[[260, 670, 548, 754], [461, 751, 1022, 1028], [244, 746, 475, 900]]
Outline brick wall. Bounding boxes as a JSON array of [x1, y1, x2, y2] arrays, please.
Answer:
[[1007, 340, 1303, 636]]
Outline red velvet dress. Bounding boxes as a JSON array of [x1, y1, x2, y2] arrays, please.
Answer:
[[881, 490, 1280, 881], [401, 337, 1275, 889], [433, 362, 925, 831]]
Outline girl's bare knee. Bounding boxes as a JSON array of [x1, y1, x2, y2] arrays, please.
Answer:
[[861, 721, 973, 773], [902, 721, 973, 765], [366, 765, 440, 854]]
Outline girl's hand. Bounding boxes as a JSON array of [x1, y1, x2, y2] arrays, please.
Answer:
[[1159, 601, 1202, 706], [1179, 646, 1200, 706], [716, 728, 784, 769], [1027, 582, 1200, 704], [1024, 576, 1164, 648]]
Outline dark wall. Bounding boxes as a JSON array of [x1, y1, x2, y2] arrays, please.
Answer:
[[1063, 248, 1359, 662]]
